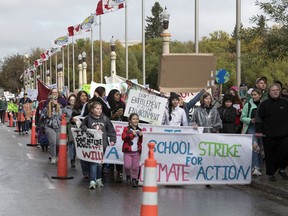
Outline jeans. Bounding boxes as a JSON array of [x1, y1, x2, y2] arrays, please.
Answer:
[[246, 125, 263, 169], [80, 160, 102, 181], [68, 141, 76, 160]]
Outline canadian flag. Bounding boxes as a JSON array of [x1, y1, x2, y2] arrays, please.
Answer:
[[96, 0, 125, 16], [67, 24, 81, 37], [40, 52, 48, 61], [34, 59, 43, 68]]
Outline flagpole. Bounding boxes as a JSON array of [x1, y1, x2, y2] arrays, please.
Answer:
[[125, 1, 128, 79], [49, 56, 52, 84], [100, 15, 103, 83], [91, 28, 94, 82], [67, 42, 70, 92], [72, 36, 75, 92], [62, 47, 65, 88], [142, 0, 145, 85], [55, 53, 58, 85], [195, 0, 199, 53]]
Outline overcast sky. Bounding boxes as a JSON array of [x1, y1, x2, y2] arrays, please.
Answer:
[[0, 0, 263, 60]]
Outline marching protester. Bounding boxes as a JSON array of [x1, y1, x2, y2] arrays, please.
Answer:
[[246, 76, 268, 103], [17, 103, 26, 135], [190, 92, 222, 133], [121, 113, 142, 188], [241, 88, 263, 176], [63, 94, 77, 168], [217, 94, 237, 133], [81, 101, 117, 189], [18, 92, 32, 134], [162, 92, 188, 126], [0, 96, 7, 123], [227, 87, 243, 133], [44, 88, 67, 108], [71, 90, 89, 176], [40, 95, 63, 164], [107, 89, 126, 182], [85, 86, 111, 118], [255, 83, 288, 181], [211, 84, 222, 108]]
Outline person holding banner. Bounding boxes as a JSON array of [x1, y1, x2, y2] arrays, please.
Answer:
[[255, 83, 288, 181], [40, 96, 63, 164], [121, 113, 143, 188], [162, 92, 188, 126], [190, 92, 222, 133], [107, 89, 126, 182], [80, 101, 116, 189]]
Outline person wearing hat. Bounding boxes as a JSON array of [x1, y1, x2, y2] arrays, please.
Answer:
[[246, 76, 268, 103], [18, 93, 32, 134], [162, 92, 188, 126]]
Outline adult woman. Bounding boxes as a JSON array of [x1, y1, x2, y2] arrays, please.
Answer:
[[84, 86, 111, 117], [228, 87, 243, 133], [63, 94, 77, 168], [44, 88, 67, 108], [71, 91, 89, 176], [162, 92, 188, 126], [241, 89, 263, 176], [40, 96, 63, 164], [107, 89, 126, 182], [190, 92, 222, 133], [255, 84, 288, 181]]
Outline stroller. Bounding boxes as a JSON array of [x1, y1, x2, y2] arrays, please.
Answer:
[[36, 126, 49, 152]]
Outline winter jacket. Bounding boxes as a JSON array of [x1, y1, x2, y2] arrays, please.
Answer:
[[255, 97, 288, 138], [81, 113, 116, 150], [162, 105, 188, 126], [17, 110, 26, 122], [40, 106, 63, 129], [121, 125, 142, 153], [190, 105, 222, 133], [217, 106, 237, 133], [0, 99, 7, 110], [240, 99, 259, 134]]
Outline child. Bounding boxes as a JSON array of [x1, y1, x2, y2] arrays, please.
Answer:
[[217, 94, 237, 133], [81, 101, 116, 189], [17, 104, 26, 135], [121, 113, 143, 188]]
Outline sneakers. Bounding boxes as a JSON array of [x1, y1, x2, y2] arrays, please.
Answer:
[[89, 181, 96, 189], [252, 167, 262, 176], [126, 175, 131, 186], [50, 157, 57, 164], [96, 178, 104, 187], [71, 159, 76, 168], [278, 170, 288, 180], [131, 178, 138, 188], [116, 171, 123, 183], [268, 175, 277, 181]]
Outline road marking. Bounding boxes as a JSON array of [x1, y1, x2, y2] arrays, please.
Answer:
[[26, 153, 34, 160], [18, 142, 23, 146], [43, 173, 56, 190], [7, 129, 10, 132], [12, 135, 16, 138]]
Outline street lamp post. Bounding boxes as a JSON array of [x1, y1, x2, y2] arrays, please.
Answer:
[[110, 36, 117, 77], [78, 54, 83, 89], [160, 7, 171, 55], [82, 51, 87, 85], [57, 63, 63, 92]]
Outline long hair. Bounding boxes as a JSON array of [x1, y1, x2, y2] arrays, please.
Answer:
[[67, 94, 76, 106], [200, 92, 213, 106], [46, 99, 61, 118], [107, 89, 120, 110], [73, 90, 88, 111]]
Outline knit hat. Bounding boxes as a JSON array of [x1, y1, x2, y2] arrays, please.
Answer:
[[169, 92, 180, 101], [222, 94, 234, 105], [255, 76, 267, 84]]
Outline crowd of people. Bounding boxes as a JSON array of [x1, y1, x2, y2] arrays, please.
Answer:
[[2, 75, 288, 189]]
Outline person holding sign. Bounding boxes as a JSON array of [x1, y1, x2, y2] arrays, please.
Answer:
[[81, 101, 117, 189], [162, 93, 188, 126], [121, 113, 143, 188]]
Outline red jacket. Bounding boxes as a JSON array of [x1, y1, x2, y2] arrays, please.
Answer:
[[121, 126, 142, 153]]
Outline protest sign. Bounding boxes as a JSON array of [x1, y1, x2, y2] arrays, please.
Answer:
[[27, 89, 38, 101], [141, 132, 252, 185], [71, 128, 104, 164], [23, 103, 33, 119], [124, 89, 167, 125]]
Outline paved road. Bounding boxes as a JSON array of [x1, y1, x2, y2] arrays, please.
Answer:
[[0, 124, 288, 216]]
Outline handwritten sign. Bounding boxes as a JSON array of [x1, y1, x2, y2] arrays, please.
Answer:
[[141, 132, 252, 185], [71, 128, 103, 164], [124, 89, 167, 125]]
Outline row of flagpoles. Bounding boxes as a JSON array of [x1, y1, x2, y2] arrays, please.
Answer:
[[22, 0, 128, 92]]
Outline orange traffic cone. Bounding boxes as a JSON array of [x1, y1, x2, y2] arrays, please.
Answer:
[[51, 114, 73, 180], [140, 142, 158, 216], [7, 113, 14, 127], [27, 110, 37, 147], [4, 111, 9, 122]]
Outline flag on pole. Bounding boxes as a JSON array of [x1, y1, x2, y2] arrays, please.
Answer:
[[40, 52, 49, 61], [96, 0, 125, 16], [34, 59, 43, 68], [48, 46, 61, 56], [37, 79, 50, 102], [52, 35, 69, 47], [67, 24, 81, 37], [80, 14, 97, 31]]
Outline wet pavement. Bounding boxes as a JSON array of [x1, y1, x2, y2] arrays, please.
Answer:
[[0, 124, 288, 216]]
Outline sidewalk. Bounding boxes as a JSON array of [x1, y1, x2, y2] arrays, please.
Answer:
[[249, 167, 288, 200]]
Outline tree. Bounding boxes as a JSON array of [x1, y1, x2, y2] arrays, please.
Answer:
[[145, 2, 163, 40]]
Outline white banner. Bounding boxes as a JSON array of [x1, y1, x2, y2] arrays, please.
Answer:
[[124, 89, 167, 125], [141, 132, 252, 185], [72, 128, 104, 164]]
